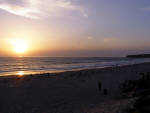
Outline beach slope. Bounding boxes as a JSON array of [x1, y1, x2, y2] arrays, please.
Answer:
[[0, 63, 150, 113]]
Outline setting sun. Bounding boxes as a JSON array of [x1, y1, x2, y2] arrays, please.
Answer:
[[12, 40, 28, 54]]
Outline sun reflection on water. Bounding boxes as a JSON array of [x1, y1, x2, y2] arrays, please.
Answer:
[[17, 71, 24, 76]]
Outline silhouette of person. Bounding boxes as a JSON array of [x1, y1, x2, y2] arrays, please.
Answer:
[[98, 81, 102, 91], [103, 89, 108, 95]]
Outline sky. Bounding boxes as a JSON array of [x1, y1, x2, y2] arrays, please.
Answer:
[[0, 0, 150, 57]]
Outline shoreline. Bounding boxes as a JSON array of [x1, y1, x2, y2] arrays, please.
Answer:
[[1, 61, 150, 77]]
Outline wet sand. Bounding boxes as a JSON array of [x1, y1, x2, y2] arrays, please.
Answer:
[[0, 62, 150, 113]]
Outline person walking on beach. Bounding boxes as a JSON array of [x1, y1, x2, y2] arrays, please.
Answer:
[[103, 89, 108, 95], [98, 81, 102, 91]]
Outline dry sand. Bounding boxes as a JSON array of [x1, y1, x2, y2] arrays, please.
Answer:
[[0, 62, 150, 113]]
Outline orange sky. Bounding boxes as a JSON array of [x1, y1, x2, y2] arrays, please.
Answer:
[[0, 0, 150, 57]]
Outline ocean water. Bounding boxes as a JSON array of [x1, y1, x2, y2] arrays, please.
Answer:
[[0, 57, 150, 76]]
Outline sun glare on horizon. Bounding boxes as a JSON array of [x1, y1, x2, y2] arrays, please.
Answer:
[[12, 40, 28, 54]]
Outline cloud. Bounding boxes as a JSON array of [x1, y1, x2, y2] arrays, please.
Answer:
[[0, 0, 87, 19], [0, 3, 38, 19], [103, 37, 117, 43], [87, 36, 93, 40], [141, 7, 150, 11]]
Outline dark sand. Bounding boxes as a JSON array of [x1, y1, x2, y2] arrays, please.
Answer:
[[0, 62, 150, 113]]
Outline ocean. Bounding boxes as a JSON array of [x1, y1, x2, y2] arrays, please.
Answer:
[[0, 57, 150, 76]]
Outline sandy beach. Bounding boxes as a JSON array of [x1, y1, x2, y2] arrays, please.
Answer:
[[0, 62, 150, 113]]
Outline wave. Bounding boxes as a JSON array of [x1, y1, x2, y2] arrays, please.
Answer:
[[0, 57, 150, 76]]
